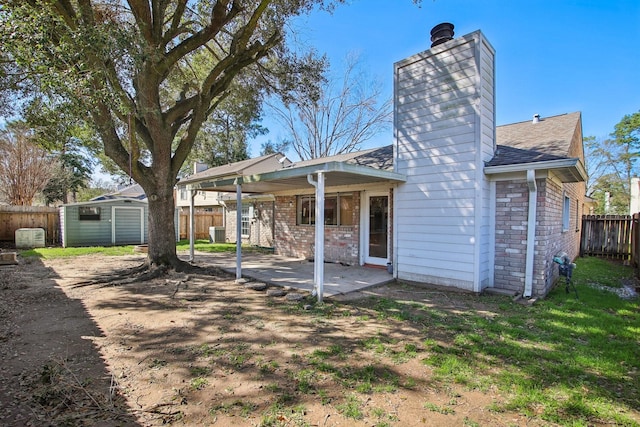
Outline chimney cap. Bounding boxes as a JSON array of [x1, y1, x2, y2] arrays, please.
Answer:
[[430, 22, 455, 48]]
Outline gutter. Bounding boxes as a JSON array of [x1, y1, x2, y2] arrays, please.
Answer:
[[524, 169, 537, 298]]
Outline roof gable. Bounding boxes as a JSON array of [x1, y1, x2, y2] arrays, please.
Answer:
[[488, 112, 582, 167]]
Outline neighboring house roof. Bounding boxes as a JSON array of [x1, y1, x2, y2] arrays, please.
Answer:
[[92, 183, 147, 201], [179, 153, 290, 186], [485, 112, 587, 182]]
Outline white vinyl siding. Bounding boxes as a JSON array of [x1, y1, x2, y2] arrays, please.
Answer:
[[394, 30, 495, 292]]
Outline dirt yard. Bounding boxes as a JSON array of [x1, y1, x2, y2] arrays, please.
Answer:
[[0, 254, 550, 426]]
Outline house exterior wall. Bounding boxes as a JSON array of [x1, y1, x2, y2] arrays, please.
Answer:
[[494, 176, 585, 297], [60, 200, 148, 247], [394, 30, 495, 292], [175, 189, 223, 210], [225, 201, 275, 247], [274, 194, 361, 265]]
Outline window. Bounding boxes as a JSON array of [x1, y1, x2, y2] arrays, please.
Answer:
[[179, 188, 187, 201], [79, 206, 101, 221], [297, 195, 315, 225], [297, 194, 354, 226], [562, 193, 570, 231], [241, 205, 250, 237]]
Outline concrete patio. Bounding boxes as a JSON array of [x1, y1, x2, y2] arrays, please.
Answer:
[[184, 251, 395, 297]]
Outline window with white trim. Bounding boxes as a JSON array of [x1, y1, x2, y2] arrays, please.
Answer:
[[562, 193, 571, 232], [297, 194, 354, 226], [241, 205, 250, 237], [79, 206, 101, 221]]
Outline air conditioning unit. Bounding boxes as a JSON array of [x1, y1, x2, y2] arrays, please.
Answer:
[[209, 227, 226, 243], [15, 228, 46, 249]]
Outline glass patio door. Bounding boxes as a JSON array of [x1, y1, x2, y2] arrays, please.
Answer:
[[365, 194, 388, 265]]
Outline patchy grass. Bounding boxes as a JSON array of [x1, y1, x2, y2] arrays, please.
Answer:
[[350, 256, 640, 426]]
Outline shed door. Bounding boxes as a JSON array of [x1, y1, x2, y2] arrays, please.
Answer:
[[112, 207, 144, 245]]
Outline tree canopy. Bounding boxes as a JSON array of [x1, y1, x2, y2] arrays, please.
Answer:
[[585, 110, 640, 214], [0, 0, 346, 267]]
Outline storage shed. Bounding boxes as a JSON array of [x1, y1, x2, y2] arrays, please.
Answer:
[[60, 198, 148, 247]]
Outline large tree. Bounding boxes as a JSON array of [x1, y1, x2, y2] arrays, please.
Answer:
[[0, 0, 345, 268]]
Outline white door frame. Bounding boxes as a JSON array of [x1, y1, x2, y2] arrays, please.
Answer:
[[362, 191, 390, 266]]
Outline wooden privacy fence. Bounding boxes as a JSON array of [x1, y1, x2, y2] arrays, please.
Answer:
[[0, 206, 60, 245], [580, 215, 633, 260], [178, 211, 223, 240]]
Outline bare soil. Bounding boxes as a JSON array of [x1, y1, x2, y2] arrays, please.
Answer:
[[0, 254, 549, 426]]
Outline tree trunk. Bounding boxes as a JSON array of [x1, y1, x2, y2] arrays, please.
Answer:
[[146, 183, 182, 269]]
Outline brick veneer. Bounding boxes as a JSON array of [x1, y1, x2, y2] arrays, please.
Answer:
[[274, 194, 361, 265], [225, 201, 274, 247], [494, 177, 584, 297]]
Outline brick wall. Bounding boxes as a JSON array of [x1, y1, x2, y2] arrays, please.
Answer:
[[274, 194, 361, 265], [494, 177, 585, 297], [494, 180, 529, 293], [225, 201, 274, 247]]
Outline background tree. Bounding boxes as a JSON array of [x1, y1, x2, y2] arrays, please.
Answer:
[[0, 121, 54, 205], [269, 52, 393, 160], [24, 100, 95, 204], [584, 110, 640, 214], [0, 0, 344, 269], [260, 139, 290, 156]]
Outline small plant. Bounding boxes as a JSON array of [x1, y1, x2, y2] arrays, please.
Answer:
[[190, 377, 208, 390], [336, 394, 364, 420], [424, 401, 455, 415], [189, 366, 211, 377], [149, 359, 167, 369]]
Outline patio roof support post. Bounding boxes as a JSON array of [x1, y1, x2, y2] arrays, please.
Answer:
[[189, 188, 196, 261], [307, 172, 325, 303], [236, 183, 242, 281], [524, 169, 537, 298]]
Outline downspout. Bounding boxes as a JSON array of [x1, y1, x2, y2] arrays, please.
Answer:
[[524, 169, 537, 298], [236, 183, 242, 281], [189, 189, 195, 262], [307, 172, 325, 303]]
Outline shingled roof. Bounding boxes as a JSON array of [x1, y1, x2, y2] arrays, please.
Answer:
[[487, 112, 582, 167]]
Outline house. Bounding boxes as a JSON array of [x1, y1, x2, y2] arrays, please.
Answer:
[[177, 25, 587, 299]]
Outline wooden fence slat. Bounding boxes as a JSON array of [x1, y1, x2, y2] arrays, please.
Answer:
[[178, 212, 223, 240], [0, 206, 59, 245], [580, 215, 632, 260]]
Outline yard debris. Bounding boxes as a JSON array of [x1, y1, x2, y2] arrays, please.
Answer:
[[285, 292, 305, 301], [588, 281, 638, 299], [244, 281, 268, 291], [266, 288, 287, 297]]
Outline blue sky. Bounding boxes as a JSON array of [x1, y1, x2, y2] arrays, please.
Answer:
[[250, 0, 640, 157]]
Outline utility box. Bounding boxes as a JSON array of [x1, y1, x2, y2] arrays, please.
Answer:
[[15, 228, 46, 249], [209, 227, 226, 243]]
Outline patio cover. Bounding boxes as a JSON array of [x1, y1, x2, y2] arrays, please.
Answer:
[[181, 150, 406, 302]]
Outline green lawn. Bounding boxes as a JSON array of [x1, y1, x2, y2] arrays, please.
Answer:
[[19, 240, 270, 259]]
